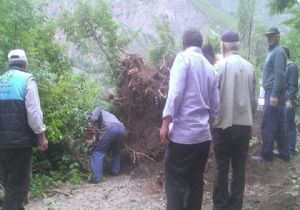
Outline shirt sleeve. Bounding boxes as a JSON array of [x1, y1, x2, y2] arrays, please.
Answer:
[[251, 70, 257, 113], [25, 78, 46, 134], [162, 53, 188, 119], [287, 64, 299, 101], [209, 71, 220, 118], [272, 50, 286, 97]]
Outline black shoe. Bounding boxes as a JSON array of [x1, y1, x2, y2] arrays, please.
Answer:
[[89, 178, 103, 184], [278, 155, 290, 162], [251, 155, 273, 162], [290, 148, 298, 156]]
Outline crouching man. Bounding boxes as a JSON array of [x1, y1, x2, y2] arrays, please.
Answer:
[[89, 108, 126, 183]]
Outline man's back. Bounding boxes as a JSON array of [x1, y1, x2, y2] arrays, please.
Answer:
[[0, 69, 36, 148], [163, 47, 219, 144], [215, 53, 255, 129]]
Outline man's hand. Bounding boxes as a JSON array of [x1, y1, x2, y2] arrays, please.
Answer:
[[160, 125, 170, 145], [208, 117, 215, 129], [270, 96, 278, 106], [286, 100, 293, 109], [160, 116, 172, 145], [38, 133, 48, 151]]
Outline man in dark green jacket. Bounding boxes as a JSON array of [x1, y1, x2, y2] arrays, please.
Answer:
[[252, 27, 289, 162]]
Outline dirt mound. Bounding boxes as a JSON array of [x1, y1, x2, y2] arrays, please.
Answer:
[[114, 54, 172, 163]]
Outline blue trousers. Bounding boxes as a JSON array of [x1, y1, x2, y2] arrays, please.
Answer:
[[284, 106, 297, 155], [261, 90, 289, 160], [90, 126, 125, 182]]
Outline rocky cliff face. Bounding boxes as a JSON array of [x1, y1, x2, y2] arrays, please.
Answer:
[[110, 0, 205, 55], [46, 0, 287, 69]]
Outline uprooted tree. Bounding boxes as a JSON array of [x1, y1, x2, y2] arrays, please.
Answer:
[[60, 0, 177, 167]]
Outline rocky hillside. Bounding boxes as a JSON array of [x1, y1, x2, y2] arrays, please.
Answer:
[[46, 0, 287, 68]]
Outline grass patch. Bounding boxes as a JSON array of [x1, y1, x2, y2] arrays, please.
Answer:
[[31, 168, 83, 198], [187, 0, 237, 29]]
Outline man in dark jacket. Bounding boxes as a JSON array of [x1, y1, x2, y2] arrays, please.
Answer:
[[252, 27, 289, 162], [283, 47, 299, 156], [0, 49, 48, 210]]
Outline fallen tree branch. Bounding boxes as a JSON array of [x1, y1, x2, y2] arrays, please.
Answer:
[[158, 89, 167, 99], [125, 145, 156, 162], [46, 189, 73, 198]]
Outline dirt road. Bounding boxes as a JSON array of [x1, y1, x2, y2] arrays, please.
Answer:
[[27, 152, 300, 210]]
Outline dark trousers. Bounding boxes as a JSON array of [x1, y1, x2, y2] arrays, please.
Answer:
[[284, 106, 297, 155], [212, 125, 251, 210], [164, 140, 210, 210], [0, 147, 32, 210], [261, 90, 289, 160]]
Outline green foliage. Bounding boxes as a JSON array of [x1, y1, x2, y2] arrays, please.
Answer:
[[31, 167, 82, 198], [238, 0, 256, 60], [0, 0, 40, 69], [203, 30, 221, 54], [31, 172, 62, 198], [268, 0, 298, 14], [188, 0, 237, 29], [249, 25, 267, 75], [148, 19, 177, 65], [281, 3, 300, 66], [0, 0, 105, 195], [60, 0, 130, 81]]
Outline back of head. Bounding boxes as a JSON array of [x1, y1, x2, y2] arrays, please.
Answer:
[[183, 29, 203, 49], [221, 31, 240, 53], [8, 49, 28, 71], [90, 107, 103, 129]]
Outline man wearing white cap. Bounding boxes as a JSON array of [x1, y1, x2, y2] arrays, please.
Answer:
[[0, 49, 48, 210]]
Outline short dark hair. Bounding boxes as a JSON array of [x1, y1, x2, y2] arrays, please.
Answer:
[[282, 47, 290, 59], [8, 60, 27, 71], [183, 29, 203, 49]]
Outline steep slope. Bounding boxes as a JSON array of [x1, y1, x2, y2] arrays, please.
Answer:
[[111, 0, 205, 55], [47, 0, 288, 66]]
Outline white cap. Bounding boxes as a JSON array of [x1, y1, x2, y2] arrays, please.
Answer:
[[8, 49, 28, 63]]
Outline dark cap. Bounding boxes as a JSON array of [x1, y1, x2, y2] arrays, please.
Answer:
[[264, 27, 280, 36], [221, 31, 240, 42]]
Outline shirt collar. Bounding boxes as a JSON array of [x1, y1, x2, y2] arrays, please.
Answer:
[[185, 46, 202, 54], [268, 42, 279, 51], [10, 66, 23, 71], [224, 51, 238, 58]]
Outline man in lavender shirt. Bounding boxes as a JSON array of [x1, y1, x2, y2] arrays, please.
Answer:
[[160, 29, 220, 210]]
